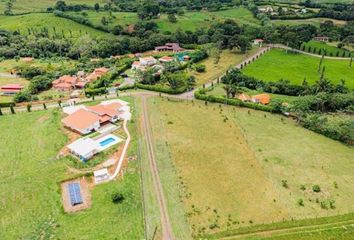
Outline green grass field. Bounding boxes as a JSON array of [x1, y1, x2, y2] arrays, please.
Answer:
[[191, 48, 260, 86], [0, 13, 109, 38], [148, 97, 354, 237], [0, 98, 144, 239], [272, 18, 347, 27], [242, 48, 354, 88], [68, 7, 259, 33], [0, 0, 107, 14], [301, 40, 353, 57]]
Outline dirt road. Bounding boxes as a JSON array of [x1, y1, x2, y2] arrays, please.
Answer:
[[141, 95, 174, 240]]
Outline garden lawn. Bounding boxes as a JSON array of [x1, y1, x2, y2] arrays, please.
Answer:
[[0, 13, 109, 38], [192, 48, 260, 86], [0, 99, 144, 239], [148, 97, 354, 236], [301, 40, 352, 57], [242, 49, 354, 89]]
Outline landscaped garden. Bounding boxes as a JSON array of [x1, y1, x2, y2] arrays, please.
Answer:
[[147, 97, 354, 238]]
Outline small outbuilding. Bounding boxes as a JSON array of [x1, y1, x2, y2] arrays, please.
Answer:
[[94, 168, 110, 184]]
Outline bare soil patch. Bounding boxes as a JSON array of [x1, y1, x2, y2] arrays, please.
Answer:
[[61, 177, 92, 213]]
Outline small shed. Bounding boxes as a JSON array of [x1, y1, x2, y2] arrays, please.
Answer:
[[94, 168, 110, 184]]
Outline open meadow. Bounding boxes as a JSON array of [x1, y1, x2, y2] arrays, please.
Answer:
[[147, 97, 354, 237], [301, 40, 353, 57], [0, 0, 106, 14], [191, 48, 260, 86], [242, 48, 354, 88], [66, 7, 259, 34], [0, 13, 109, 38], [0, 98, 144, 239], [271, 18, 347, 27]]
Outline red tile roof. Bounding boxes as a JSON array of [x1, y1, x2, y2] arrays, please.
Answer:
[[0, 84, 23, 90], [252, 94, 270, 105], [87, 105, 118, 117], [62, 109, 100, 131]]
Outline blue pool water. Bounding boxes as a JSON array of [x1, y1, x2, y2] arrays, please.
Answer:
[[99, 137, 116, 147]]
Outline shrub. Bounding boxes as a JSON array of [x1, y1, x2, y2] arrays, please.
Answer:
[[281, 180, 288, 188], [195, 64, 206, 73], [312, 185, 321, 193], [297, 198, 304, 206], [111, 192, 124, 204], [300, 185, 306, 191]]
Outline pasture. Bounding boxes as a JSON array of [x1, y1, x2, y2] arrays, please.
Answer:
[[68, 7, 259, 33], [0, 13, 109, 38], [271, 18, 347, 27], [191, 48, 260, 86], [242, 48, 354, 88], [301, 40, 353, 57], [147, 97, 354, 236], [0, 0, 106, 13], [0, 98, 144, 239]]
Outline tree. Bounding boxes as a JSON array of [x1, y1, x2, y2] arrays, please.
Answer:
[[94, 3, 100, 12], [54, 1, 67, 11], [137, 0, 160, 20], [43, 103, 47, 110], [167, 13, 177, 23], [111, 192, 124, 204], [101, 16, 108, 25], [0, 107, 2, 116], [26, 104, 31, 112], [223, 83, 240, 98], [4, 0, 15, 15], [10, 104, 15, 114]]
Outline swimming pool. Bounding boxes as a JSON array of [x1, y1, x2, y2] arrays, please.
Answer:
[[99, 137, 116, 147]]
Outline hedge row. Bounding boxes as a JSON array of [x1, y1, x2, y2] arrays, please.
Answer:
[[0, 102, 14, 108], [194, 90, 277, 113], [136, 83, 186, 94]]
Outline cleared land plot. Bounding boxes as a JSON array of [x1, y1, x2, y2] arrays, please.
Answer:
[[191, 48, 260, 86], [0, 13, 109, 38], [242, 48, 354, 88], [147, 98, 354, 236], [272, 18, 347, 27], [0, 99, 144, 239], [301, 40, 353, 57]]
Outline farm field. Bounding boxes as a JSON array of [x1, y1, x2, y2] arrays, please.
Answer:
[[0, 0, 106, 13], [301, 40, 353, 57], [68, 7, 259, 33], [0, 98, 144, 239], [147, 97, 354, 237], [271, 18, 347, 27], [0, 13, 109, 38], [191, 48, 260, 86], [242, 48, 354, 88]]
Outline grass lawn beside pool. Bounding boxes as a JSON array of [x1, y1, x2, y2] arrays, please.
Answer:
[[148, 97, 354, 236], [242, 48, 354, 89], [192, 48, 260, 86], [0, 98, 144, 239]]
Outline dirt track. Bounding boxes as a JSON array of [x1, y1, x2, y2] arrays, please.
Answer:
[[141, 95, 174, 240]]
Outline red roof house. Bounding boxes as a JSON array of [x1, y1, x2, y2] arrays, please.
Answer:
[[0, 84, 24, 95], [62, 109, 101, 135], [52, 75, 78, 91]]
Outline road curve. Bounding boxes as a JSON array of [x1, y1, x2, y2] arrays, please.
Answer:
[[141, 95, 174, 240]]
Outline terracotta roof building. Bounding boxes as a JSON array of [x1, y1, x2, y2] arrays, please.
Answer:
[[155, 43, 184, 52], [0, 84, 24, 95], [62, 109, 101, 135], [252, 94, 271, 105]]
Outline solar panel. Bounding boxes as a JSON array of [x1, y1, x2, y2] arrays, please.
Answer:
[[68, 183, 83, 206]]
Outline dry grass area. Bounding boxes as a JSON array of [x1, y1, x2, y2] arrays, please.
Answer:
[[148, 97, 354, 236], [191, 48, 259, 86]]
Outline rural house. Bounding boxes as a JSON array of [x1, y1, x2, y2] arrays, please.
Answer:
[[252, 94, 271, 105], [0, 84, 23, 95], [155, 43, 184, 52], [67, 138, 99, 161], [62, 109, 101, 135]]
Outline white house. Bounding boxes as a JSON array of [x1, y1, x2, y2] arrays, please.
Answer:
[[68, 138, 99, 161], [139, 56, 157, 66]]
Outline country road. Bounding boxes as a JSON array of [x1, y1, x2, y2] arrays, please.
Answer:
[[140, 95, 174, 240]]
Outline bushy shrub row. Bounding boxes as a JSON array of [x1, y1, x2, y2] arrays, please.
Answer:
[[194, 90, 276, 112], [136, 83, 186, 94]]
